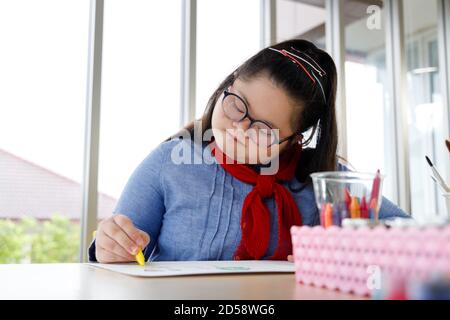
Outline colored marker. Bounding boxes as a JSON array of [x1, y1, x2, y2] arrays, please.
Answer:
[[344, 188, 351, 211], [350, 197, 361, 219], [332, 202, 341, 226], [360, 197, 368, 219], [324, 203, 333, 228], [368, 208, 375, 220], [320, 203, 326, 227], [369, 198, 379, 221], [340, 201, 350, 221], [370, 170, 381, 204]]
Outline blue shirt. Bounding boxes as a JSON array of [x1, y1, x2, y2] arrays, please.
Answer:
[[88, 138, 410, 262]]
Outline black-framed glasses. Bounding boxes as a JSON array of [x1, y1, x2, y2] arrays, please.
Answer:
[[221, 89, 298, 147]]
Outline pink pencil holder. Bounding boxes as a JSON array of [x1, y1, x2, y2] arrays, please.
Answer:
[[290, 225, 450, 297]]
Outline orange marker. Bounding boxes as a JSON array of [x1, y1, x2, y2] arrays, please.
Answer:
[[324, 203, 333, 228], [350, 197, 360, 219]]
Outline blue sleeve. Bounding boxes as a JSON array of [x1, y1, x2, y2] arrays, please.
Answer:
[[378, 196, 411, 220], [88, 142, 168, 262], [336, 161, 411, 220]]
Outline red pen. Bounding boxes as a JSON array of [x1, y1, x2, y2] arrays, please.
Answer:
[[370, 170, 381, 204], [344, 188, 351, 211], [369, 198, 378, 221], [360, 197, 368, 219]]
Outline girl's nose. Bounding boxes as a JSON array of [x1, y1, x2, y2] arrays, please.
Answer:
[[232, 118, 251, 131], [232, 119, 252, 142]]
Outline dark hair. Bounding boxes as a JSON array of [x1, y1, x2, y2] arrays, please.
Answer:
[[170, 39, 338, 189]]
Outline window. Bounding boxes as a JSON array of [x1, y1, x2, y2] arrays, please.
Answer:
[[0, 0, 90, 263], [343, 0, 398, 201], [276, 0, 326, 49], [275, 0, 327, 149], [196, 0, 261, 118], [404, 0, 449, 220], [98, 0, 182, 208]]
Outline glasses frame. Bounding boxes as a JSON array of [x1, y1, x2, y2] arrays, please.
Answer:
[[221, 89, 298, 147]]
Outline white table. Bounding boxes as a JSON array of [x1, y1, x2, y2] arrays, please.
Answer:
[[0, 263, 364, 300]]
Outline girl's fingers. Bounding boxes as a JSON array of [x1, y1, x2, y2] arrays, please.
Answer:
[[102, 219, 140, 255], [113, 214, 145, 247], [96, 244, 134, 263], [97, 230, 135, 261], [137, 229, 151, 248], [287, 255, 294, 262]]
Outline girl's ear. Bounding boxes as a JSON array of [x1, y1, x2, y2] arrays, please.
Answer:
[[291, 133, 303, 146]]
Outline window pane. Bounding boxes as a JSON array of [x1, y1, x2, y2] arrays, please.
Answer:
[[404, 0, 449, 220], [196, 0, 261, 118], [98, 1, 182, 208], [276, 0, 326, 49], [275, 0, 326, 146], [0, 0, 89, 263], [343, 0, 398, 201]]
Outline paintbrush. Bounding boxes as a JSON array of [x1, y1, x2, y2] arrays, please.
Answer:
[[426, 155, 450, 192]]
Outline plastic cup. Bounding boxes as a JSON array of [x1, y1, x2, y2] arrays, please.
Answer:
[[310, 171, 384, 227]]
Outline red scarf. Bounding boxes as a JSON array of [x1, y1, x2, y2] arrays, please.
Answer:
[[211, 142, 303, 260]]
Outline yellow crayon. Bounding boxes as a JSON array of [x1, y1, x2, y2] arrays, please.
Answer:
[[135, 249, 145, 266], [93, 229, 145, 266]]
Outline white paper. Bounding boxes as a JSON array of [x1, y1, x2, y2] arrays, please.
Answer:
[[88, 260, 295, 277]]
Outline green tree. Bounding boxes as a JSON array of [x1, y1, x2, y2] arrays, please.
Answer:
[[0, 219, 26, 263], [30, 215, 80, 263], [0, 215, 80, 263]]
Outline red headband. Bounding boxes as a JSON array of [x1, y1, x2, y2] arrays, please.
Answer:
[[268, 47, 327, 104]]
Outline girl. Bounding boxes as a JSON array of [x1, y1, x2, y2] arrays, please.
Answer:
[[89, 39, 409, 264]]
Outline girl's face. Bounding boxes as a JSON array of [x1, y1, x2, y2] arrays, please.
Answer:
[[211, 75, 301, 164]]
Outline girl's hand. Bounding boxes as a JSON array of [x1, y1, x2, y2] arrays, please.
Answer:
[[287, 255, 294, 262], [95, 214, 150, 263]]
